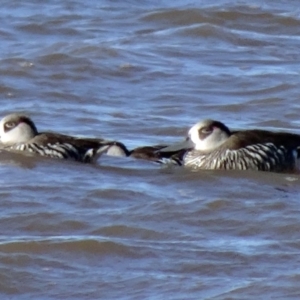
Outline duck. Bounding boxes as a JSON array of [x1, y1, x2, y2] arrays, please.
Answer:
[[157, 119, 300, 172], [129, 144, 183, 165], [0, 113, 128, 162]]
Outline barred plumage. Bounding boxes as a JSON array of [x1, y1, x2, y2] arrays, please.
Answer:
[[158, 119, 300, 172], [0, 113, 128, 162], [184, 143, 296, 171], [10, 142, 82, 160]]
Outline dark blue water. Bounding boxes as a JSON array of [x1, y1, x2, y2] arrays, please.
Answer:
[[1, 0, 300, 299]]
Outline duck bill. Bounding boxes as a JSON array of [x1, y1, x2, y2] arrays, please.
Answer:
[[159, 139, 194, 152]]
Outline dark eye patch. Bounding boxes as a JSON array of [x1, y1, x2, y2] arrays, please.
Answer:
[[200, 126, 212, 134], [4, 121, 17, 132], [2, 116, 38, 135], [198, 126, 213, 140]]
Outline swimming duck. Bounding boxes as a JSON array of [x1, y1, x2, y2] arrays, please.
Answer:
[[129, 144, 183, 165], [158, 119, 300, 172], [0, 113, 128, 162]]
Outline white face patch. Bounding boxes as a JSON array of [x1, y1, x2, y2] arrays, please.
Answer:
[[106, 145, 127, 157], [0, 115, 36, 145], [188, 122, 229, 151]]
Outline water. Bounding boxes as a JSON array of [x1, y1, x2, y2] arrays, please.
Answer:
[[1, 0, 300, 299]]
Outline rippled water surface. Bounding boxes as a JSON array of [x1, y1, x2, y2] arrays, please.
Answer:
[[1, 0, 300, 299]]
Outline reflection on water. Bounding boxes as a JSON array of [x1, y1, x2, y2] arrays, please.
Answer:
[[1, 0, 300, 299]]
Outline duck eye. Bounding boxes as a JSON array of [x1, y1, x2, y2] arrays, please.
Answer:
[[200, 127, 212, 135], [4, 122, 16, 129]]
